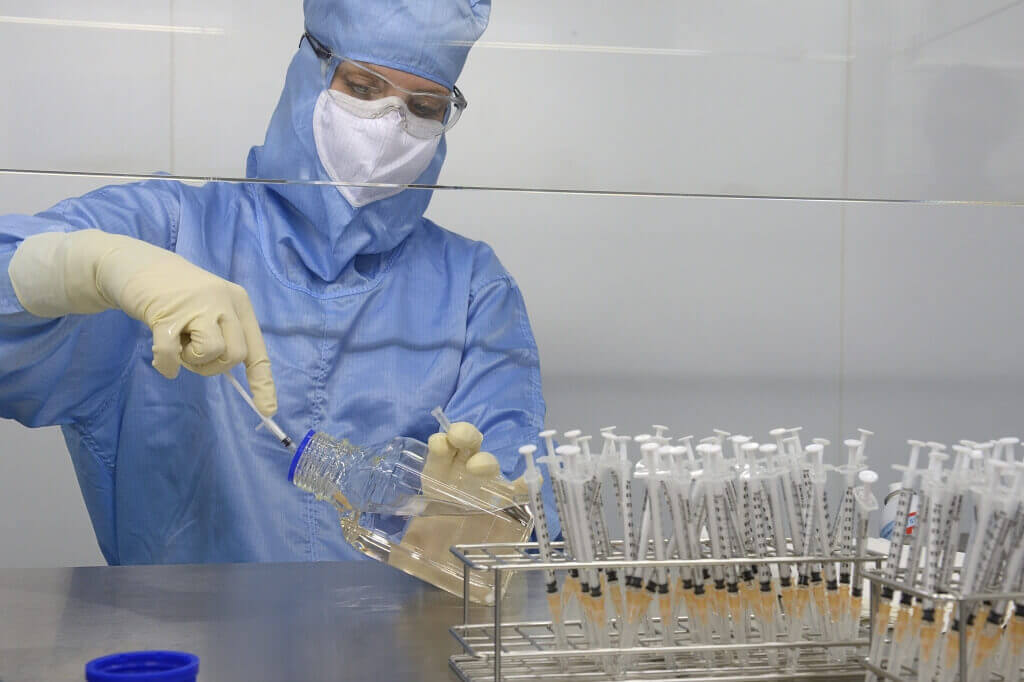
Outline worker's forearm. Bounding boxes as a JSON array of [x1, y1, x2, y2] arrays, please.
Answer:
[[8, 229, 123, 317]]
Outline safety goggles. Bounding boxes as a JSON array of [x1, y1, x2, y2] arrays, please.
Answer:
[[303, 31, 467, 139]]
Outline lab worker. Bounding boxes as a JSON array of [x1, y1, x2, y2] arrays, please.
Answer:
[[0, 0, 558, 571]]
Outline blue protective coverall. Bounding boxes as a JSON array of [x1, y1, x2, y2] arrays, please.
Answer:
[[0, 0, 558, 564]]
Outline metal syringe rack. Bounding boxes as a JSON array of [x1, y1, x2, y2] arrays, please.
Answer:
[[860, 568, 1024, 681], [449, 540, 885, 681]]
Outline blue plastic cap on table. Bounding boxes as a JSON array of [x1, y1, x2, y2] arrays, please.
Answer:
[[85, 651, 199, 682]]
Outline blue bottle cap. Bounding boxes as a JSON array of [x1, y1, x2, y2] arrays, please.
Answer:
[[85, 651, 199, 681], [288, 430, 316, 483]]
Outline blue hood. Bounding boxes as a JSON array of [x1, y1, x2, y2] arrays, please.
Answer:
[[246, 0, 491, 285]]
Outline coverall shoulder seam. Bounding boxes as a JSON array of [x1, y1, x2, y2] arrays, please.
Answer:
[[83, 183, 182, 251], [467, 274, 515, 305]]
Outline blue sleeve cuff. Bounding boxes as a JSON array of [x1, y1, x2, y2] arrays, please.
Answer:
[[0, 247, 27, 316]]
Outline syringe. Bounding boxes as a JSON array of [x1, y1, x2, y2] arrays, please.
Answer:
[[939, 460, 1012, 682], [762, 443, 799, 669], [866, 440, 922, 680], [700, 443, 744, 661], [830, 440, 861, 644], [518, 444, 570, 655], [969, 464, 1023, 681], [850, 470, 879, 662], [806, 444, 840, 642], [884, 447, 948, 679], [747, 448, 782, 667], [225, 373, 295, 451], [538, 430, 585, 609], [645, 445, 678, 655], [559, 444, 614, 667]]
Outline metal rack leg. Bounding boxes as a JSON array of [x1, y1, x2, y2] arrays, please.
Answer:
[[957, 602, 967, 682], [494, 567, 502, 681], [463, 564, 470, 625]]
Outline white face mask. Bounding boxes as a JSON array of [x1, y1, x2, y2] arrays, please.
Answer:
[[312, 89, 441, 208]]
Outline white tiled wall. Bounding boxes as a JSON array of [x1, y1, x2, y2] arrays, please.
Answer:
[[0, 2, 1021, 567], [846, 0, 1024, 201]]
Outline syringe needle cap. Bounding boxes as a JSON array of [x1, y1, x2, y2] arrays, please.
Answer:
[[430, 406, 452, 433]]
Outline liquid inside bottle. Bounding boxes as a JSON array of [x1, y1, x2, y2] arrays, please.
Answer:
[[289, 430, 533, 603]]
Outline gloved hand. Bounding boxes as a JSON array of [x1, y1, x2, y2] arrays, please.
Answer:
[[387, 420, 531, 603], [8, 229, 277, 415], [426, 421, 501, 480]]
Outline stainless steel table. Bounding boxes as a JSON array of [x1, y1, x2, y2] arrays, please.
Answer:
[[0, 560, 540, 682]]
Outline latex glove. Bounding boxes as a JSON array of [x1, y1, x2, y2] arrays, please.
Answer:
[[427, 421, 501, 479], [9, 229, 277, 415], [388, 420, 531, 603]]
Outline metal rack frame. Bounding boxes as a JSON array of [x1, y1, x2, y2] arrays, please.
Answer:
[[449, 540, 885, 681], [860, 568, 1024, 682]]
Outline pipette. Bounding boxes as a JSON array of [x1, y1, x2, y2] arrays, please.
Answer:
[[518, 444, 570, 656], [226, 373, 295, 450]]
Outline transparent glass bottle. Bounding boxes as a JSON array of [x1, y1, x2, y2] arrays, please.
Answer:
[[288, 430, 533, 603]]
